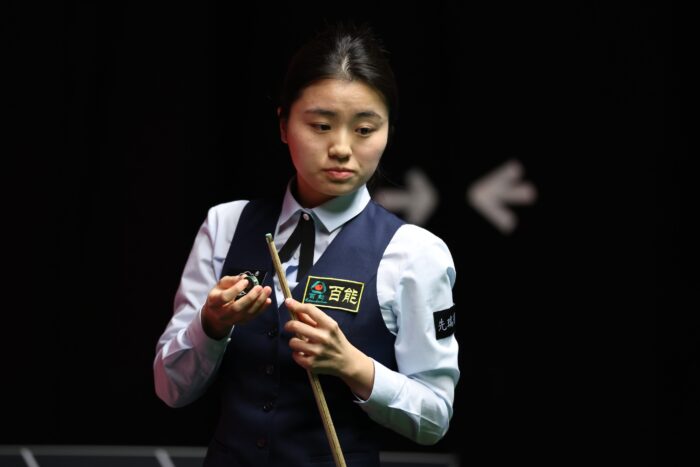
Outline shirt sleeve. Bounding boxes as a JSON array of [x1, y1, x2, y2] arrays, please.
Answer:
[[359, 224, 460, 445], [153, 201, 247, 407]]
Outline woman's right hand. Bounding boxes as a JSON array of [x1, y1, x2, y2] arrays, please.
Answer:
[[201, 274, 272, 340]]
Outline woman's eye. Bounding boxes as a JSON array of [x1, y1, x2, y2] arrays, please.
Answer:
[[312, 123, 331, 131], [357, 127, 375, 136]]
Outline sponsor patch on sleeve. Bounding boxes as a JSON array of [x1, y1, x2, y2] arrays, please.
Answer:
[[302, 276, 364, 313], [433, 306, 456, 339]]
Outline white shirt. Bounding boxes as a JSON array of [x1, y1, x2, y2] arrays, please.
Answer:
[[154, 184, 460, 445]]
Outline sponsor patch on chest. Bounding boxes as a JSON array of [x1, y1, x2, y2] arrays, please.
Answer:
[[302, 276, 365, 313]]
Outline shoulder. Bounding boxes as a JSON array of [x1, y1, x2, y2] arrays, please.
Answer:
[[368, 198, 452, 261], [205, 200, 250, 224], [200, 200, 251, 241], [368, 200, 405, 226], [393, 224, 452, 256], [388, 224, 456, 282]]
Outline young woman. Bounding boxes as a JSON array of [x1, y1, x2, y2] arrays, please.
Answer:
[[154, 22, 459, 467]]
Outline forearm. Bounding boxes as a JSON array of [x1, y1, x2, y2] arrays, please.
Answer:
[[154, 309, 229, 407], [358, 361, 457, 445], [154, 201, 246, 406]]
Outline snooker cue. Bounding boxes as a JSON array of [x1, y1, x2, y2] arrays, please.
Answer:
[[265, 233, 347, 467]]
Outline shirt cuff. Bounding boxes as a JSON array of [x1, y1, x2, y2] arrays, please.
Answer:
[[355, 359, 401, 408]]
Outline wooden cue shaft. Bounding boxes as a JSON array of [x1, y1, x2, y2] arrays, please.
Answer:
[[265, 234, 347, 467]]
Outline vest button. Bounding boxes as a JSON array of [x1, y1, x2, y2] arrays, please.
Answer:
[[267, 328, 278, 338], [265, 364, 275, 375], [263, 401, 274, 412], [256, 437, 267, 449]]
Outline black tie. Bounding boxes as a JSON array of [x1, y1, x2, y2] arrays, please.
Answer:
[[278, 212, 316, 279]]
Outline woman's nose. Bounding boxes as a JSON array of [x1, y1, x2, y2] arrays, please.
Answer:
[[328, 131, 351, 159]]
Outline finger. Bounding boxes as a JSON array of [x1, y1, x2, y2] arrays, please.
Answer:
[[289, 336, 316, 356], [243, 285, 272, 314], [290, 349, 312, 370], [229, 283, 259, 308], [296, 312, 318, 327], [285, 298, 330, 326], [284, 298, 318, 319], [218, 274, 243, 288], [220, 279, 249, 303], [285, 318, 323, 343], [255, 286, 273, 308]]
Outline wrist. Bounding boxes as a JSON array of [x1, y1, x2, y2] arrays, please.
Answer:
[[201, 306, 231, 340], [341, 350, 374, 400]]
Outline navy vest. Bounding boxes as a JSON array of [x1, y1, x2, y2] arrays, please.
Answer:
[[203, 196, 405, 467]]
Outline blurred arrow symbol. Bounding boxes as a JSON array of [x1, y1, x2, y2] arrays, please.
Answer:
[[374, 168, 438, 225], [467, 159, 537, 235]]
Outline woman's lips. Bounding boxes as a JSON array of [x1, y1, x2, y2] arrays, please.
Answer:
[[324, 168, 355, 180]]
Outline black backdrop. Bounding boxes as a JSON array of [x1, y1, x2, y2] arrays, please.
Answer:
[[5, 2, 693, 465]]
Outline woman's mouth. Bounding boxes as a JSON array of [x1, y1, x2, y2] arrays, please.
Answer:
[[324, 168, 355, 181]]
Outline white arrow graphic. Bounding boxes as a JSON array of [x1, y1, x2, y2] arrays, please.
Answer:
[[467, 159, 537, 234], [374, 168, 438, 225]]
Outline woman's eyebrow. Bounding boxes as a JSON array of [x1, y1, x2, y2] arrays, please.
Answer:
[[304, 108, 385, 120], [304, 108, 336, 117], [355, 110, 384, 120]]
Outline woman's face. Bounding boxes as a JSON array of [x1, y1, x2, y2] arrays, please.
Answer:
[[281, 78, 389, 208]]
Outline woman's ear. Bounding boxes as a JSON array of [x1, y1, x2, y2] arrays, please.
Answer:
[[278, 107, 288, 144]]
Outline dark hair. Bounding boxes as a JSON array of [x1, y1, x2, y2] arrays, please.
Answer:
[[278, 22, 399, 131]]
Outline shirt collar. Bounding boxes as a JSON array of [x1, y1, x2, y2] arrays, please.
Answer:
[[278, 178, 371, 233]]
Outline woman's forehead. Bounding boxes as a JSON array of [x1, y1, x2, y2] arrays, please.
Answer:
[[293, 79, 388, 118]]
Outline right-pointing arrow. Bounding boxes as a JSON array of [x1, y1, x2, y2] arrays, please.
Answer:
[[374, 167, 438, 226], [467, 159, 537, 235]]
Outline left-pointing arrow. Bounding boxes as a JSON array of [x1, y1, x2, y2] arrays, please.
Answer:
[[467, 159, 537, 234]]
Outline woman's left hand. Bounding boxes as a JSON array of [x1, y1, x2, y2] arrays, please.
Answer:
[[283, 298, 375, 399]]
